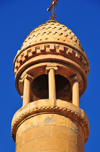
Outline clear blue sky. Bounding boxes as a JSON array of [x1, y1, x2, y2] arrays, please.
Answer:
[[0, 0, 100, 151]]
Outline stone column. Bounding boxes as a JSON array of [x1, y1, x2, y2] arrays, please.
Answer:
[[23, 74, 33, 106], [46, 66, 58, 100], [72, 76, 79, 107], [48, 68, 56, 100]]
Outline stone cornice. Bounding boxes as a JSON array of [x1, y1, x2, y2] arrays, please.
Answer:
[[13, 44, 89, 76], [11, 99, 89, 144]]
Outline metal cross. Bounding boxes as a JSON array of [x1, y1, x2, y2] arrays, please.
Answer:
[[47, 0, 58, 20]]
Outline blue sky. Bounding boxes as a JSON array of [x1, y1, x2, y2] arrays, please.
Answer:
[[0, 0, 100, 151]]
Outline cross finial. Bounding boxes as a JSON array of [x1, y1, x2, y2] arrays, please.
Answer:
[[47, 0, 58, 20]]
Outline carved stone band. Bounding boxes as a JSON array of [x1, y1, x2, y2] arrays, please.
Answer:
[[13, 44, 89, 75], [11, 99, 89, 143]]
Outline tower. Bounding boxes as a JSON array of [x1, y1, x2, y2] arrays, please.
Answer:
[[11, 4, 89, 152]]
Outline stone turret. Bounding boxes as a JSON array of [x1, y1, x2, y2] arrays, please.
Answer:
[[11, 20, 89, 152]]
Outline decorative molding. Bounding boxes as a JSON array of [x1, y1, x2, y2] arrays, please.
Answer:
[[21, 74, 33, 82], [19, 21, 84, 53], [13, 44, 89, 75], [46, 65, 58, 74], [11, 100, 89, 144], [70, 75, 78, 82]]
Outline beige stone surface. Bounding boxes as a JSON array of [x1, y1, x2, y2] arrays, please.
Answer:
[[23, 77, 30, 106], [66, 141, 79, 152], [19, 20, 83, 54], [72, 80, 79, 107], [12, 99, 89, 144], [48, 68, 56, 100], [15, 111, 85, 152], [12, 19, 89, 152]]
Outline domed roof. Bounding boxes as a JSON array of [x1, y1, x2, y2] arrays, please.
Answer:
[[19, 20, 83, 53]]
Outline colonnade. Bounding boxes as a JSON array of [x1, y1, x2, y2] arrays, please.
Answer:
[[22, 67, 79, 107]]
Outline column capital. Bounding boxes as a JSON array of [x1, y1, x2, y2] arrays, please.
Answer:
[[22, 74, 33, 82], [46, 66, 58, 74], [70, 75, 78, 83]]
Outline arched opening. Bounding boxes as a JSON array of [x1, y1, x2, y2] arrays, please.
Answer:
[[31, 74, 71, 100], [31, 74, 48, 99], [55, 75, 71, 99]]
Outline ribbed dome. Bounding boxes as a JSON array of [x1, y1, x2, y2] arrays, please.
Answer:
[[19, 20, 83, 54]]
